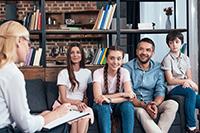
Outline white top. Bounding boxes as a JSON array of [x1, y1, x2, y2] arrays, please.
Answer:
[[93, 67, 131, 94], [57, 68, 92, 101], [0, 62, 44, 132]]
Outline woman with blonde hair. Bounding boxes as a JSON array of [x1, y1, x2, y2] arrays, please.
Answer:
[[0, 20, 69, 133]]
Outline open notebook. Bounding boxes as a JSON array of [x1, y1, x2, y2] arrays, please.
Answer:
[[43, 110, 89, 129]]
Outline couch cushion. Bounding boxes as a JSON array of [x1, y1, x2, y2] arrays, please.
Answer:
[[45, 81, 59, 110], [25, 79, 48, 113], [86, 83, 94, 107]]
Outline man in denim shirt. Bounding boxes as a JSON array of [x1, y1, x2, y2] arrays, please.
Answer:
[[124, 38, 178, 133]]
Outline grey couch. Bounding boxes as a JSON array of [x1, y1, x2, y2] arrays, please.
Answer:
[[23, 79, 185, 133]]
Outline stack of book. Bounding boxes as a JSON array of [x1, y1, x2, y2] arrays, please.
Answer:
[[93, 3, 117, 30], [23, 5, 42, 31], [24, 47, 43, 66], [91, 48, 108, 65]]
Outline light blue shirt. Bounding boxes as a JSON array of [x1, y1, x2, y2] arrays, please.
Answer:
[[124, 59, 166, 103]]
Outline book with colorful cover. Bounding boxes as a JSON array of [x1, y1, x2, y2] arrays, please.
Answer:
[[103, 4, 112, 29], [92, 7, 104, 30], [106, 3, 116, 29], [100, 48, 108, 64], [97, 48, 105, 64]]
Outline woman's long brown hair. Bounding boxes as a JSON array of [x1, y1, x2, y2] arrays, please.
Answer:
[[103, 46, 124, 94], [66, 43, 86, 92]]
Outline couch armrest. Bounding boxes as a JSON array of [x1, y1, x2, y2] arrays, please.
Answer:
[[167, 95, 186, 133]]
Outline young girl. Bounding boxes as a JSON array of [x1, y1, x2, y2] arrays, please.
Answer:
[[92, 46, 135, 133], [161, 31, 200, 133], [57, 43, 93, 133], [0, 21, 69, 133]]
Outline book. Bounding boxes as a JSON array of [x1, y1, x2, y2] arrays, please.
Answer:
[[37, 12, 42, 30], [93, 48, 101, 64], [100, 4, 110, 29], [100, 48, 107, 64], [29, 48, 36, 66], [92, 7, 104, 30], [106, 3, 116, 29], [103, 4, 112, 29], [97, 48, 105, 64], [43, 111, 89, 129], [25, 48, 34, 66], [97, 10, 105, 30], [34, 9, 40, 30], [90, 49, 98, 64], [29, 12, 36, 30], [33, 48, 42, 66]]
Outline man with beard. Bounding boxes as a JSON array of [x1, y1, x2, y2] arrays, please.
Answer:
[[124, 38, 178, 133]]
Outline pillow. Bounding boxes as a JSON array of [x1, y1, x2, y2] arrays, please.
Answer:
[[25, 79, 48, 113]]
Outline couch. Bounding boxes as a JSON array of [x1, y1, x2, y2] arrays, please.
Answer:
[[24, 79, 186, 133]]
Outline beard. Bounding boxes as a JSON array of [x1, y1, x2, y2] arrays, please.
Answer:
[[137, 55, 151, 64]]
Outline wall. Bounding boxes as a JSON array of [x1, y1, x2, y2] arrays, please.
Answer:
[[0, 1, 96, 20], [189, 0, 198, 83], [0, 1, 101, 65]]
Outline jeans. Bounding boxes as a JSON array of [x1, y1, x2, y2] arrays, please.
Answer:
[[169, 85, 200, 127], [93, 101, 134, 133]]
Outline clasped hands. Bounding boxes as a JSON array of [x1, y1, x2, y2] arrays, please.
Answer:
[[144, 102, 158, 120], [183, 79, 198, 92]]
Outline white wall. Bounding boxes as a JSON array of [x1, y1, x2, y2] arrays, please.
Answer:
[[140, 0, 198, 83]]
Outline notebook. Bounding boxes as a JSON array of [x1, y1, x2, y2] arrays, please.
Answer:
[[43, 110, 89, 129]]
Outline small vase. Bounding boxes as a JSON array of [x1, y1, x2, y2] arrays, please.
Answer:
[[165, 15, 171, 29]]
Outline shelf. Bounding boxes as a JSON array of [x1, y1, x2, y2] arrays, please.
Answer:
[[30, 30, 42, 34], [122, 0, 175, 2], [120, 28, 187, 34], [46, 28, 187, 34], [30, 34, 105, 40], [46, 29, 117, 34], [44, 0, 174, 1]]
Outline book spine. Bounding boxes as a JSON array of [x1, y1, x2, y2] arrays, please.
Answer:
[[100, 4, 109, 30]]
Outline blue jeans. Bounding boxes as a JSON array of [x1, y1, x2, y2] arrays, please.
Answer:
[[93, 101, 134, 133], [169, 85, 200, 127]]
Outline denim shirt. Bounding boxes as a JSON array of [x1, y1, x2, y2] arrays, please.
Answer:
[[124, 59, 166, 103]]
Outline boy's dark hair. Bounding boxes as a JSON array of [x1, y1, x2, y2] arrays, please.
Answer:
[[137, 38, 155, 51], [166, 31, 184, 45]]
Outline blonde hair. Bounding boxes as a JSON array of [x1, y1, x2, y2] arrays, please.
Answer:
[[0, 21, 29, 68]]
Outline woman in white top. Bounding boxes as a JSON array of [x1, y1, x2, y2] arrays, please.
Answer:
[[92, 46, 135, 133], [0, 21, 69, 133], [57, 43, 93, 133]]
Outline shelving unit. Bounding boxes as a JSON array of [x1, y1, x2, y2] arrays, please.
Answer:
[[43, 0, 188, 61], [2, 0, 188, 78]]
